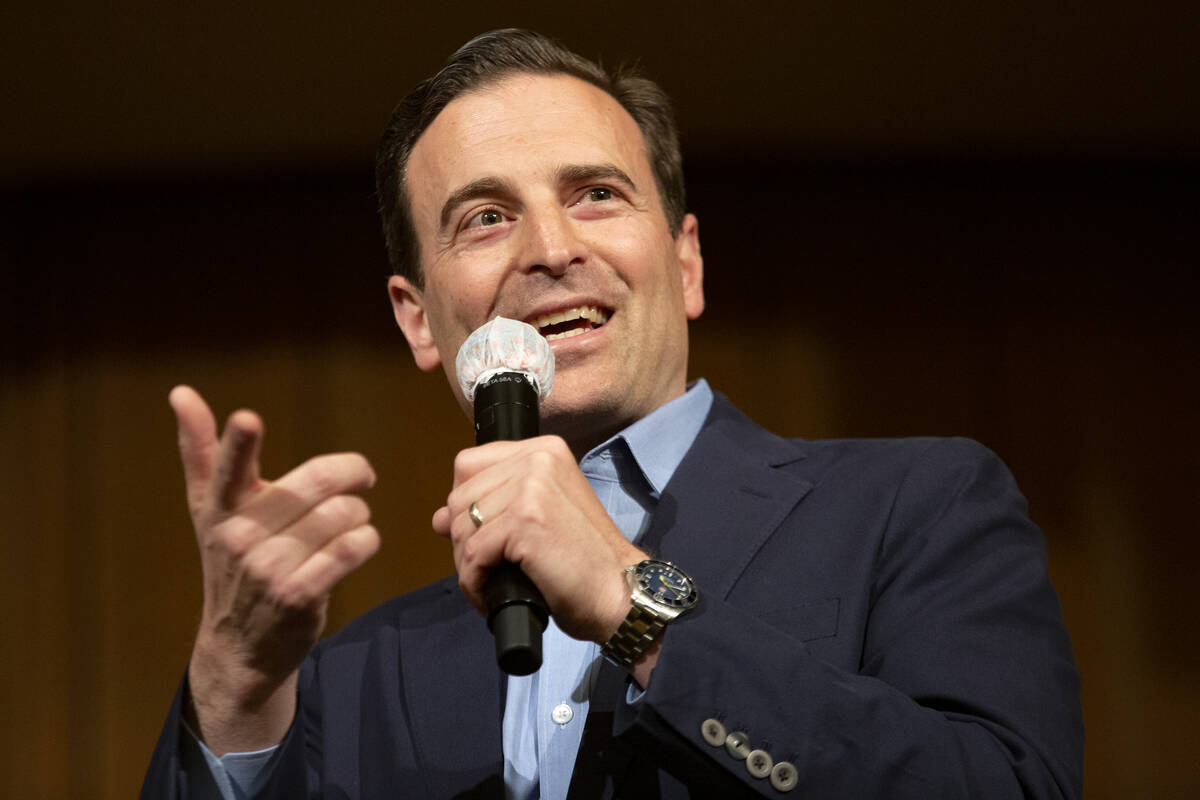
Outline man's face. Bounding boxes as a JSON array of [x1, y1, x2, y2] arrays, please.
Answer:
[[389, 73, 704, 451]]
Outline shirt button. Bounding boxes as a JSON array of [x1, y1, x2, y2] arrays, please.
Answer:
[[551, 703, 574, 725]]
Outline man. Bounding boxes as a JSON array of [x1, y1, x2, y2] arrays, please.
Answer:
[[142, 29, 1083, 799]]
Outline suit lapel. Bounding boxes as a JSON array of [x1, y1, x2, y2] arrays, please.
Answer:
[[644, 393, 812, 600], [584, 395, 812, 797]]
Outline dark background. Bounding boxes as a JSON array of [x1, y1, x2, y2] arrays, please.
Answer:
[[2, 3, 1197, 797]]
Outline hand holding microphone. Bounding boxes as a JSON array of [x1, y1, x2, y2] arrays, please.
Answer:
[[444, 317, 646, 676], [454, 318, 556, 675]]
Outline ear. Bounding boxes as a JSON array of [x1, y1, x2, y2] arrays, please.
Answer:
[[675, 213, 705, 320], [388, 275, 442, 372]]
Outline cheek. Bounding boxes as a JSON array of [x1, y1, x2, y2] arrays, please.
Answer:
[[420, 293, 470, 365], [593, 221, 671, 284], [428, 259, 494, 318]]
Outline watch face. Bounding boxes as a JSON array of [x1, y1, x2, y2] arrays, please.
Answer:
[[636, 561, 698, 609]]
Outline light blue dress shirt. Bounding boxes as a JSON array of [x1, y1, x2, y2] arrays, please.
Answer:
[[186, 380, 714, 800], [501, 379, 713, 800]]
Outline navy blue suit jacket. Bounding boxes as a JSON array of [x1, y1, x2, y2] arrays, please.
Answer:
[[142, 393, 1083, 798]]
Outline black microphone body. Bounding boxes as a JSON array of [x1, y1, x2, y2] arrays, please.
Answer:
[[474, 371, 549, 676]]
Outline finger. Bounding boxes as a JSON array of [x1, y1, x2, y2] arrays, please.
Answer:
[[432, 505, 451, 537], [275, 524, 381, 608], [213, 409, 266, 511], [443, 448, 533, 527], [453, 518, 515, 616], [450, 483, 541, 584], [239, 495, 372, 580], [438, 437, 565, 540], [449, 437, 551, 488], [446, 478, 523, 547], [239, 452, 376, 534], [169, 385, 220, 512]]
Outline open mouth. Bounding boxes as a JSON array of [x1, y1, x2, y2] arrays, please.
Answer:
[[530, 305, 609, 341]]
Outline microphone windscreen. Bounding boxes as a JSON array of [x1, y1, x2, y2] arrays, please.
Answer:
[[455, 317, 555, 402]]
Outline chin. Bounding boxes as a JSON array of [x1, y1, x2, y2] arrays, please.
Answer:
[[540, 394, 631, 453]]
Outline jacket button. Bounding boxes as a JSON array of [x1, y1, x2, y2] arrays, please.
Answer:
[[770, 761, 798, 792], [701, 718, 727, 746], [745, 749, 773, 778], [724, 730, 750, 759]]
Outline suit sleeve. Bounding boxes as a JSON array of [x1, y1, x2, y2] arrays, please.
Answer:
[[139, 671, 314, 799], [618, 438, 1084, 798]]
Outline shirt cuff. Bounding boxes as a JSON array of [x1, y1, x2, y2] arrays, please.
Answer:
[[182, 718, 281, 800]]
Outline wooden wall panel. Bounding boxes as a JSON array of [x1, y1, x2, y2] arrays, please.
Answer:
[[2, 160, 1196, 797], [2, 364, 74, 798]]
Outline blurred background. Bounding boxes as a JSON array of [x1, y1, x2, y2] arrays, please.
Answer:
[[2, 2, 1197, 797]]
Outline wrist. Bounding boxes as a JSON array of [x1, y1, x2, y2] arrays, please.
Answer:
[[592, 548, 646, 645], [187, 639, 298, 755], [596, 566, 636, 644]]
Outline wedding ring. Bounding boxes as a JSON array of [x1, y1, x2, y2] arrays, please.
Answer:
[[468, 501, 485, 528]]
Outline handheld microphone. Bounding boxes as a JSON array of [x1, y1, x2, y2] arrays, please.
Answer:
[[455, 317, 556, 675]]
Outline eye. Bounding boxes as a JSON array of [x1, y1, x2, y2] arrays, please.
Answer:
[[582, 187, 614, 203], [464, 208, 505, 230]]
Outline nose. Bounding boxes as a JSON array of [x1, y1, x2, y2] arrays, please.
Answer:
[[518, 206, 586, 276]]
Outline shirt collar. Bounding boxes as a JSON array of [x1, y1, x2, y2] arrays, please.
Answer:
[[580, 378, 713, 498]]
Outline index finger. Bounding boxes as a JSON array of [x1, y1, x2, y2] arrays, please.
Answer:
[[450, 435, 568, 488], [212, 408, 265, 511]]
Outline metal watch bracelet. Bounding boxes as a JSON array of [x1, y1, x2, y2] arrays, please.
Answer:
[[601, 603, 666, 668]]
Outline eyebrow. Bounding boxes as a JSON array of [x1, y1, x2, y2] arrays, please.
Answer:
[[437, 163, 639, 232], [438, 176, 517, 232], [555, 163, 638, 193]]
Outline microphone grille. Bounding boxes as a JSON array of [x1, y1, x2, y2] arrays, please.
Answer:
[[455, 317, 555, 402]]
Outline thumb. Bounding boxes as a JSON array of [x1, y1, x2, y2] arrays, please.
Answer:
[[169, 385, 219, 514]]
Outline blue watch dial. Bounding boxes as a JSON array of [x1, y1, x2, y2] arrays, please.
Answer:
[[636, 561, 697, 609]]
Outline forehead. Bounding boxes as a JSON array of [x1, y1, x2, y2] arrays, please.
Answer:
[[405, 73, 653, 222]]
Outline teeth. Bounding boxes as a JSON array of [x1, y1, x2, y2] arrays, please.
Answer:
[[532, 305, 609, 332], [545, 327, 588, 341]]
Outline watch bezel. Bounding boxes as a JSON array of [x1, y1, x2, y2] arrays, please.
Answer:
[[632, 559, 698, 611]]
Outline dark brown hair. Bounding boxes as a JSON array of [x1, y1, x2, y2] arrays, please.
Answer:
[[375, 28, 686, 287]]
